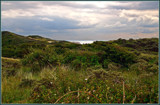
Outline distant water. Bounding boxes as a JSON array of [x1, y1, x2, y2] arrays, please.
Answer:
[[66, 40, 95, 44]]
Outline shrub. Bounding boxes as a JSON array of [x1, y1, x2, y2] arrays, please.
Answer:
[[104, 46, 136, 67], [92, 42, 136, 67], [63, 52, 76, 64], [90, 56, 99, 65], [71, 59, 82, 70], [22, 48, 59, 72], [54, 48, 66, 54], [108, 63, 121, 71], [102, 59, 111, 68]]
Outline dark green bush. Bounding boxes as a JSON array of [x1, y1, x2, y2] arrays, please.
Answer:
[[22, 49, 59, 72]]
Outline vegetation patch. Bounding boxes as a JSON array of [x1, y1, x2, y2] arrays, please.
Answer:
[[1, 31, 158, 103]]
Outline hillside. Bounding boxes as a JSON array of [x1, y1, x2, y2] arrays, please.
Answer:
[[1, 31, 158, 103], [2, 31, 57, 58], [2, 31, 56, 45]]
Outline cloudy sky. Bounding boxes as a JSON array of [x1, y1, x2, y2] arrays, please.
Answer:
[[1, 1, 159, 40]]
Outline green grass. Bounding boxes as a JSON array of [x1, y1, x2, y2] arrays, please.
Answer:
[[2, 70, 32, 103], [1, 31, 158, 103], [2, 59, 158, 103]]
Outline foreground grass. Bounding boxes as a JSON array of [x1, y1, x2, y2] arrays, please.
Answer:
[[2, 75, 31, 103], [2, 57, 158, 103]]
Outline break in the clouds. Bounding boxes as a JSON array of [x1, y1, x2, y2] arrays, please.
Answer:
[[1, 1, 159, 40]]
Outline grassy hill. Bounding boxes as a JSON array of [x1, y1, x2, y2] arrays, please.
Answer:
[[1, 31, 158, 103], [2, 31, 58, 58], [2, 31, 34, 45]]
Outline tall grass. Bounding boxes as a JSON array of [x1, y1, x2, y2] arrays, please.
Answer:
[[2, 70, 32, 103]]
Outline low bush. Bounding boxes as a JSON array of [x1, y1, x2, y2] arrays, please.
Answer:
[[22, 48, 59, 72]]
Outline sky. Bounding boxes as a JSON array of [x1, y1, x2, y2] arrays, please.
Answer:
[[1, 1, 159, 40]]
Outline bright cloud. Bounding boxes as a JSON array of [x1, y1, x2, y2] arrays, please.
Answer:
[[1, 1, 159, 40]]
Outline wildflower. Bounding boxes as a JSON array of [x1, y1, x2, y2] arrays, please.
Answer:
[[50, 82, 53, 84], [85, 78, 88, 81], [93, 90, 95, 93]]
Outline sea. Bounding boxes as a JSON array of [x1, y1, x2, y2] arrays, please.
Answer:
[[66, 40, 109, 44], [66, 40, 95, 44]]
